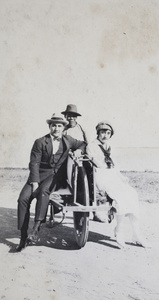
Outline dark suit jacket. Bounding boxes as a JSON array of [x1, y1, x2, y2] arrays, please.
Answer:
[[28, 134, 86, 183]]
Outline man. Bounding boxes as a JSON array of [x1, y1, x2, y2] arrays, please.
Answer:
[[16, 113, 86, 252], [61, 104, 88, 143], [61, 104, 104, 222]]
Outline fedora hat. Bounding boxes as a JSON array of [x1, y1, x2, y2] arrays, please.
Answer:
[[96, 121, 114, 136], [46, 113, 68, 125], [61, 104, 81, 116]]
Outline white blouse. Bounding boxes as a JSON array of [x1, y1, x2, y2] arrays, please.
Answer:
[[86, 138, 112, 168]]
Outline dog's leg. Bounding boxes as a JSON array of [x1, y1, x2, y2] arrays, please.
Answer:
[[129, 214, 147, 247]]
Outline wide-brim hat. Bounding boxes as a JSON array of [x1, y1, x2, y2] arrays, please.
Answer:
[[96, 121, 114, 136], [61, 104, 81, 116], [46, 113, 68, 125]]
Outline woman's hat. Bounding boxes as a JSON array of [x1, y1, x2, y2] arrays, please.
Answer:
[[61, 104, 81, 116], [46, 113, 68, 125], [96, 121, 114, 136]]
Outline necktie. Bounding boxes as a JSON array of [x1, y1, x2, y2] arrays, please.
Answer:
[[98, 144, 114, 168], [52, 137, 61, 142]]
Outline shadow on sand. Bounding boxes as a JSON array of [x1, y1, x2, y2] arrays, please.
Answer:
[[0, 207, 119, 252]]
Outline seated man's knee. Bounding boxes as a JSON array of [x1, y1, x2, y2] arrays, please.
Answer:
[[18, 184, 32, 205], [38, 186, 51, 197], [18, 194, 31, 209]]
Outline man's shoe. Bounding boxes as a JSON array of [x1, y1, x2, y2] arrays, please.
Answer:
[[15, 239, 27, 252], [27, 220, 41, 243], [27, 230, 38, 243]]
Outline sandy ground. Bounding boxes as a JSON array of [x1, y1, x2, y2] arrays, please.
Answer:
[[0, 169, 159, 300]]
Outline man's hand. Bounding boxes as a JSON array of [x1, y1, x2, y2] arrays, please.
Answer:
[[74, 149, 82, 158], [31, 182, 39, 192]]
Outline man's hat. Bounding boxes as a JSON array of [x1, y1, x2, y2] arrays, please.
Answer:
[[61, 104, 81, 116], [46, 113, 68, 125], [96, 121, 114, 136]]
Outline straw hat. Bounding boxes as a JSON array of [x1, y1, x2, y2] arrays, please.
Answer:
[[46, 113, 68, 125]]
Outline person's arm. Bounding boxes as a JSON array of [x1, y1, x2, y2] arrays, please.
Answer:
[[86, 143, 99, 166], [78, 124, 88, 144], [68, 135, 86, 154], [28, 139, 43, 183], [86, 142, 106, 168]]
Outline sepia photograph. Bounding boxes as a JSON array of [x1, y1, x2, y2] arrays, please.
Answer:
[[0, 1, 159, 299]]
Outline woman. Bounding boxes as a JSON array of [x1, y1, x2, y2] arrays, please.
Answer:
[[86, 121, 147, 248]]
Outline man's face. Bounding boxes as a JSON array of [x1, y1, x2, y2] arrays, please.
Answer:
[[98, 129, 111, 143], [65, 113, 77, 127], [49, 123, 64, 138]]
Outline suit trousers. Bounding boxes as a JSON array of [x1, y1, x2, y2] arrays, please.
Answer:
[[17, 174, 55, 233]]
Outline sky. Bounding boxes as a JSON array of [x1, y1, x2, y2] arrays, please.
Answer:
[[0, 0, 159, 169]]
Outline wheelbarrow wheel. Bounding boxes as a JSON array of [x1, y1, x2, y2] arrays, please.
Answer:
[[73, 166, 90, 248]]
